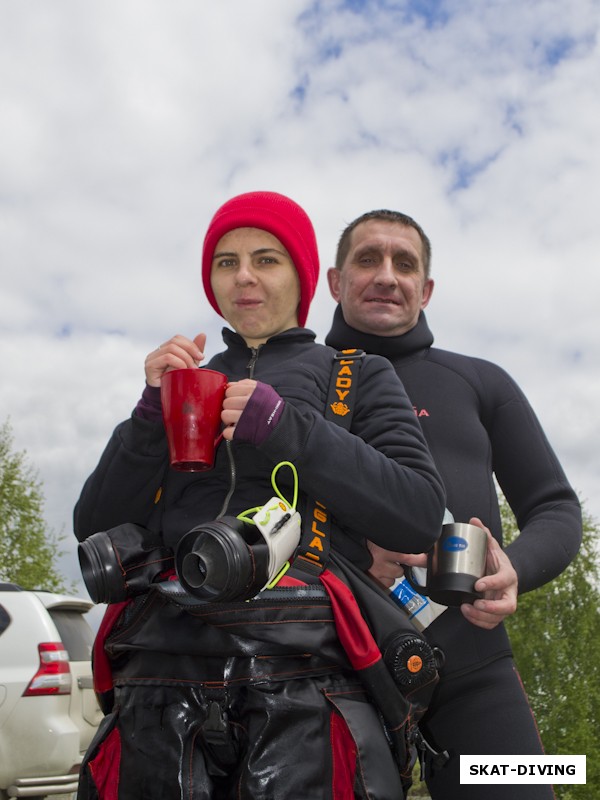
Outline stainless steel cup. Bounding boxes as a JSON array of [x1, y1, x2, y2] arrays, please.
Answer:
[[405, 522, 488, 606]]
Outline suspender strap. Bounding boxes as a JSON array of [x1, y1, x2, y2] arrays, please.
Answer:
[[287, 498, 331, 582], [324, 349, 365, 430], [288, 350, 364, 582]]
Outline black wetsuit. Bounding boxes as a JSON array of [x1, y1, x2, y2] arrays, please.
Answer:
[[326, 306, 582, 800]]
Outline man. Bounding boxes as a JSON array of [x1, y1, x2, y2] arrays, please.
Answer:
[[325, 209, 582, 800], [74, 193, 445, 799]]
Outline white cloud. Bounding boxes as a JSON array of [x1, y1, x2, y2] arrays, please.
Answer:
[[1, 0, 599, 596]]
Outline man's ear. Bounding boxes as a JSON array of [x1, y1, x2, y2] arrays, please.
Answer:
[[421, 278, 434, 310], [327, 267, 341, 302]]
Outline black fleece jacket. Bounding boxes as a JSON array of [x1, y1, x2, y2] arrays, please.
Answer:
[[74, 327, 445, 570], [326, 306, 582, 676]]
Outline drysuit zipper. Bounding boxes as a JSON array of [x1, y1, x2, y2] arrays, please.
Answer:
[[246, 345, 262, 378]]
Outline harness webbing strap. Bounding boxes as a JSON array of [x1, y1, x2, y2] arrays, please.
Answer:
[[288, 499, 331, 581], [288, 350, 364, 583], [324, 349, 365, 430]]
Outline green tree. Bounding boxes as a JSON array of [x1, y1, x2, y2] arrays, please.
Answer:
[[0, 419, 70, 592], [504, 495, 599, 800]]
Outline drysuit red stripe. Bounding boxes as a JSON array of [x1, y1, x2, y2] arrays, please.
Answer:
[[319, 569, 381, 671]]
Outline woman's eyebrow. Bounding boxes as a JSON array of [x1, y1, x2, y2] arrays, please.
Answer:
[[251, 247, 287, 257], [213, 247, 287, 261]]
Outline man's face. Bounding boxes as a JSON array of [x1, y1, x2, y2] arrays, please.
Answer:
[[327, 219, 434, 337], [210, 227, 301, 348]]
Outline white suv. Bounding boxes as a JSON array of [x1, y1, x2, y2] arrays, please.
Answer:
[[0, 583, 102, 800]]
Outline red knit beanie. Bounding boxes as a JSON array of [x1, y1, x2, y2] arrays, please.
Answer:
[[202, 191, 320, 328]]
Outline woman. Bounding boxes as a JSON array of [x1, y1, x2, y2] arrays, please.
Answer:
[[74, 191, 445, 799]]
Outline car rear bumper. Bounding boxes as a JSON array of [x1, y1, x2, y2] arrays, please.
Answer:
[[7, 767, 80, 797]]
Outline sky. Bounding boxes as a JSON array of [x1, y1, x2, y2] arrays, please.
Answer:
[[1, 0, 599, 605]]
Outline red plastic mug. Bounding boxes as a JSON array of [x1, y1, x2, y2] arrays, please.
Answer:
[[161, 368, 228, 471]]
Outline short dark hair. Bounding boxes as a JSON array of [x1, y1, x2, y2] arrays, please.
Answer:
[[335, 210, 432, 278]]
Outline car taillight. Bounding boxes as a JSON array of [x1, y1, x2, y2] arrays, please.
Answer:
[[23, 642, 72, 696]]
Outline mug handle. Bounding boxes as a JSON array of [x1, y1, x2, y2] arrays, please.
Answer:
[[404, 565, 431, 597]]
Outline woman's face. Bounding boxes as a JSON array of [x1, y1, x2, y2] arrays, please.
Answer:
[[210, 227, 301, 348]]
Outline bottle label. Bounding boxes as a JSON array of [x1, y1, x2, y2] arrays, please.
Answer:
[[390, 577, 430, 619], [390, 575, 448, 631]]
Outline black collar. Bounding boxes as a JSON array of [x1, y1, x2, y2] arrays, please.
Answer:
[[325, 305, 434, 359], [221, 325, 317, 352]]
